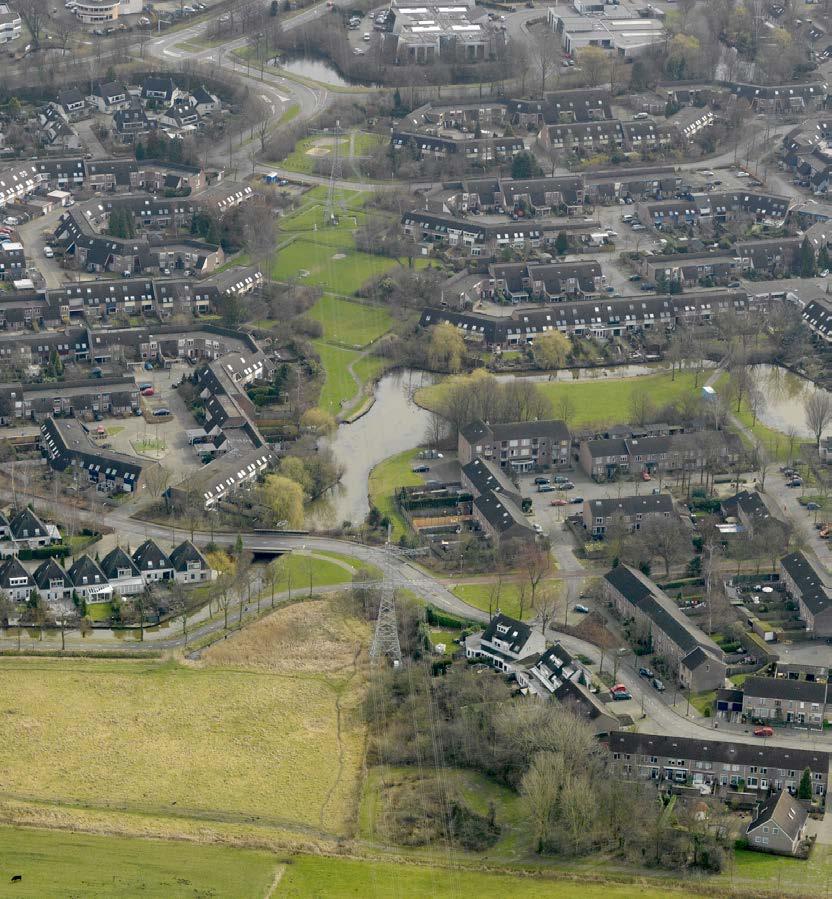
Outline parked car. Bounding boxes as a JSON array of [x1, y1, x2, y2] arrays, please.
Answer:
[[641, 470, 652, 481], [754, 725, 774, 737], [556, 482, 574, 490], [153, 408, 170, 417], [532, 523, 544, 534], [538, 484, 556, 493], [806, 501, 821, 511], [534, 476, 549, 485], [787, 478, 803, 488], [639, 666, 654, 679], [611, 683, 628, 694], [141, 387, 155, 397], [138, 382, 152, 391], [571, 496, 584, 504], [628, 274, 642, 282], [553, 475, 569, 483], [412, 465, 430, 473], [611, 690, 632, 701], [550, 498, 568, 506], [573, 603, 589, 614], [651, 678, 665, 692], [144, 361, 154, 371], [43, 246, 54, 258]]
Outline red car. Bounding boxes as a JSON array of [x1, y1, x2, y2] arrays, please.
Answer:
[[550, 498, 568, 506], [641, 470, 652, 481], [754, 726, 773, 738], [610, 683, 628, 694], [141, 387, 155, 397]]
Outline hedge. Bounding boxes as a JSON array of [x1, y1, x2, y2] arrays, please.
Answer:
[[426, 606, 475, 629], [18, 544, 72, 560]]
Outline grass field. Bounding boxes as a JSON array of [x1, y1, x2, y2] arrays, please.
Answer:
[[85, 601, 112, 622], [0, 621, 366, 835], [313, 341, 364, 414], [714, 372, 791, 461], [451, 580, 561, 621], [279, 131, 384, 176], [308, 294, 392, 348], [273, 238, 398, 294], [367, 448, 422, 539], [269, 551, 356, 594], [0, 826, 278, 898], [278, 855, 706, 898], [417, 370, 701, 429]]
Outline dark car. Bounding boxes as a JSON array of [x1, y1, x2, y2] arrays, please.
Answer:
[[153, 408, 170, 417], [571, 496, 584, 504], [611, 691, 632, 701], [628, 274, 642, 282], [412, 465, 430, 473], [534, 476, 550, 485], [639, 666, 654, 678], [651, 678, 666, 692], [787, 479, 802, 488]]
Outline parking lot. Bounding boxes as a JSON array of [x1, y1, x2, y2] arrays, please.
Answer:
[[94, 362, 204, 484]]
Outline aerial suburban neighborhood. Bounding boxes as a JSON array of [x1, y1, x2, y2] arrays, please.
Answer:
[[0, 0, 831, 894]]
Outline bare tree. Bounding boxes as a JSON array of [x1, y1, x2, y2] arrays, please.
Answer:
[[638, 517, 692, 578], [522, 543, 551, 611], [534, 584, 559, 636], [528, 29, 559, 96], [805, 392, 832, 449], [144, 465, 170, 502], [265, 556, 284, 609]]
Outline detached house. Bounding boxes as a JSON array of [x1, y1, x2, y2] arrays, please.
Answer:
[[0, 556, 33, 602], [90, 81, 130, 115], [465, 613, 546, 673], [67, 554, 112, 602], [100, 545, 143, 596], [132, 539, 173, 583], [33, 557, 72, 604], [9, 508, 56, 549], [170, 540, 214, 583], [746, 790, 809, 856]]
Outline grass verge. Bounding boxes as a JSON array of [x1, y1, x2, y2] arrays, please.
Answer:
[[0, 825, 278, 898], [367, 448, 422, 540], [451, 580, 561, 621]]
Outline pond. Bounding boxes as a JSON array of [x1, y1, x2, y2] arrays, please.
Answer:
[[277, 54, 374, 88], [309, 369, 435, 527], [749, 364, 832, 438]]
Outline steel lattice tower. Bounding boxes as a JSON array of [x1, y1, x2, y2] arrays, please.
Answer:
[[370, 589, 402, 665], [325, 119, 344, 225]]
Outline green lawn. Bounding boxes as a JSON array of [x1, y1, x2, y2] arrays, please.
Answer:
[[273, 238, 398, 294], [313, 341, 388, 416], [279, 131, 383, 175], [429, 628, 461, 655], [688, 689, 716, 715], [0, 827, 278, 898], [308, 294, 392, 348], [279, 855, 704, 898], [417, 370, 701, 429], [726, 845, 832, 893], [714, 372, 791, 461], [85, 602, 112, 622], [271, 552, 356, 593], [452, 580, 560, 621], [279, 103, 300, 125], [313, 341, 363, 414], [367, 448, 422, 540]]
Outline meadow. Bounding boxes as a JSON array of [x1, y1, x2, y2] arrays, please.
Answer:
[[0, 826, 278, 898], [416, 369, 702, 428], [312, 341, 385, 415], [278, 855, 709, 898], [0, 612, 367, 837], [308, 294, 392, 348]]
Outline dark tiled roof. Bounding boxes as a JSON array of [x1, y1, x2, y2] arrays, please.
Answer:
[[743, 676, 828, 704], [780, 551, 831, 617], [482, 613, 532, 654], [132, 539, 172, 571], [747, 790, 807, 842], [169, 540, 207, 572], [100, 546, 141, 579], [609, 730, 831, 772]]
